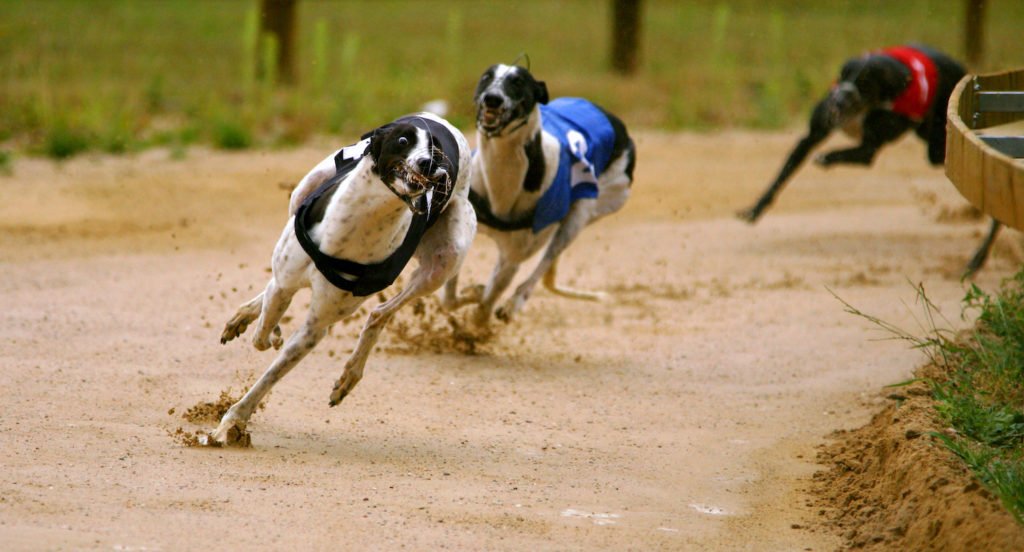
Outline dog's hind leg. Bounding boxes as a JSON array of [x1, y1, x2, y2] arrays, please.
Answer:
[[220, 292, 264, 344], [497, 204, 594, 323], [964, 219, 1002, 277], [542, 257, 606, 301]]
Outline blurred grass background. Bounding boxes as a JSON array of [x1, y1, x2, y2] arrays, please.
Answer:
[[1, 0, 1022, 158]]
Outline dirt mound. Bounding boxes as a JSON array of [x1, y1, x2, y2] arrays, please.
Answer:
[[935, 204, 985, 224], [812, 377, 1024, 551]]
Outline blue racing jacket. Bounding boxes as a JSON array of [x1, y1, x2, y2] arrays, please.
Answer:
[[531, 98, 616, 232]]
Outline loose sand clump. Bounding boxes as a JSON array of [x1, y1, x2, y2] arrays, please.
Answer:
[[812, 374, 1024, 551], [169, 386, 260, 448], [383, 296, 498, 356], [168, 426, 204, 447], [182, 388, 247, 424]]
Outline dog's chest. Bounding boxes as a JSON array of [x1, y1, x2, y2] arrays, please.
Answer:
[[314, 180, 413, 264], [475, 133, 559, 214]]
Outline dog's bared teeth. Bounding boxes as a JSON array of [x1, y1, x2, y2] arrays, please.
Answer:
[[480, 109, 502, 125]]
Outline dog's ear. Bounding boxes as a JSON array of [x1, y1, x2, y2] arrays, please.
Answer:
[[365, 124, 393, 171], [534, 80, 549, 105]]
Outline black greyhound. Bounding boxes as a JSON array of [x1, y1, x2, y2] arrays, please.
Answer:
[[738, 44, 999, 275]]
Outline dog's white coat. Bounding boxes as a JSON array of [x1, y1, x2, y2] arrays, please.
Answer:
[[210, 113, 474, 445], [468, 64, 634, 324]]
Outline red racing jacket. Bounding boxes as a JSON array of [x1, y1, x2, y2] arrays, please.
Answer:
[[881, 45, 939, 121]]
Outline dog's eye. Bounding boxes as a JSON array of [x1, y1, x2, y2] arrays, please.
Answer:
[[398, 137, 409, 146]]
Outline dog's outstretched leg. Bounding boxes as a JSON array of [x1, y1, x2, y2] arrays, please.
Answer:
[[964, 219, 1002, 277], [541, 257, 606, 301], [815, 110, 911, 167], [221, 292, 264, 344], [209, 316, 332, 446], [737, 100, 832, 223], [331, 198, 473, 405]]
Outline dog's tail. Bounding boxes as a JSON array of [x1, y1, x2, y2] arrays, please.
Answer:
[[542, 260, 607, 302]]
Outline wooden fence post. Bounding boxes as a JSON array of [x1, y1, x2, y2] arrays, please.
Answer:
[[965, 0, 987, 70], [611, 0, 642, 75], [259, 0, 298, 84]]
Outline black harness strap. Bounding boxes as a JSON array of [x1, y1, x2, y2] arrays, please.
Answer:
[[293, 116, 459, 297], [467, 188, 533, 231]]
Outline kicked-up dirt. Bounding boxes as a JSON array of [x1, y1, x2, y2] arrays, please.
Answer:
[[0, 129, 1021, 550]]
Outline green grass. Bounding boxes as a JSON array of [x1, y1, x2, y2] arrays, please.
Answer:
[[837, 270, 1024, 525], [0, 149, 11, 175], [2, 0, 1024, 157], [931, 273, 1024, 524]]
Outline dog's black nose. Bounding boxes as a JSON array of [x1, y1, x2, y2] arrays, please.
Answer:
[[416, 158, 434, 177], [482, 93, 503, 109]]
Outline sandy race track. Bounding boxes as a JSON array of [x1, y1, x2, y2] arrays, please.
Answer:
[[0, 130, 1018, 550]]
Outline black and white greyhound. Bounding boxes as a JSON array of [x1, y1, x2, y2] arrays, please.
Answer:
[[737, 44, 1000, 275], [208, 113, 474, 446], [458, 63, 637, 325]]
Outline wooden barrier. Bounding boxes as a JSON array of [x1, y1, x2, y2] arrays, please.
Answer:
[[946, 68, 1024, 231]]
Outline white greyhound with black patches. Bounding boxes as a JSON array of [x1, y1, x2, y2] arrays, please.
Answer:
[[460, 63, 637, 325], [207, 112, 474, 446]]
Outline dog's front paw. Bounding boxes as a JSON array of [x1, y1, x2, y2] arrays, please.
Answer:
[[328, 371, 362, 407], [203, 414, 252, 448], [736, 206, 763, 224], [220, 318, 250, 345], [252, 326, 282, 351], [495, 296, 524, 324], [813, 152, 833, 167]]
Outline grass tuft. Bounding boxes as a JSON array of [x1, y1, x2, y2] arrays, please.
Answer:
[[0, 150, 12, 175], [44, 124, 90, 159], [212, 118, 253, 150]]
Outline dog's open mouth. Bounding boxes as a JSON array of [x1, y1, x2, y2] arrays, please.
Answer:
[[391, 165, 445, 214], [478, 107, 506, 133]]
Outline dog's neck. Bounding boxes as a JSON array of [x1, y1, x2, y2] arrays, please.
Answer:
[[314, 157, 413, 264], [473, 107, 546, 218]]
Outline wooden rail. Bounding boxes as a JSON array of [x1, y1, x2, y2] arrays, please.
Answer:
[[946, 68, 1024, 231]]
